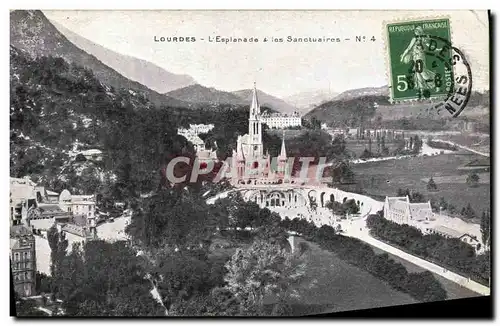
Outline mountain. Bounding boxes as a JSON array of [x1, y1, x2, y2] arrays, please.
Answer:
[[10, 10, 188, 108], [305, 94, 391, 127], [166, 84, 246, 106], [332, 85, 389, 101], [232, 89, 297, 114], [50, 20, 196, 93], [10, 45, 198, 194], [284, 89, 338, 114]]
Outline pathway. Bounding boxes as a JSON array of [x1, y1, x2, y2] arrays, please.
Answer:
[[432, 139, 490, 157], [342, 220, 490, 296]]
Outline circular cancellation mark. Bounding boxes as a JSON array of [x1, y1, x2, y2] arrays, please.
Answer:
[[406, 34, 473, 118]]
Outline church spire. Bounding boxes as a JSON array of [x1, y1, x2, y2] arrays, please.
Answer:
[[279, 130, 287, 159], [250, 82, 260, 117]]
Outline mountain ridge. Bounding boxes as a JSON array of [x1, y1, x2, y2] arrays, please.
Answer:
[[232, 89, 297, 114], [50, 19, 197, 94], [10, 10, 189, 108]]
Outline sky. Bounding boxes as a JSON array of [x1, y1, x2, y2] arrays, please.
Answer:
[[43, 10, 489, 98]]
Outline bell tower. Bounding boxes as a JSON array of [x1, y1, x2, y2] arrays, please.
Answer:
[[248, 82, 263, 158]]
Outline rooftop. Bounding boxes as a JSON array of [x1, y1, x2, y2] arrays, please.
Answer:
[[10, 224, 32, 238], [432, 225, 466, 238], [39, 204, 65, 214]]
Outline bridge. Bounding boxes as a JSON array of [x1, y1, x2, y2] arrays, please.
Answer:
[[207, 184, 384, 223]]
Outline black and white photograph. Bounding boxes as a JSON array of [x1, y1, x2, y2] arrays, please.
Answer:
[[8, 8, 492, 318]]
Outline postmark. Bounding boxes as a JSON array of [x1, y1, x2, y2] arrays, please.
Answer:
[[384, 18, 472, 117]]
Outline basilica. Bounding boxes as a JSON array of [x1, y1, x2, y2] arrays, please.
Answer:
[[230, 83, 289, 186]]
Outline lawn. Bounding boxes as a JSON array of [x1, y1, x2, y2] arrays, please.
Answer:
[[279, 239, 416, 315], [370, 247, 481, 300], [349, 153, 491, 215]]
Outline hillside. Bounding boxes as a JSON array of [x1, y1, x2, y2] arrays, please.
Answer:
[[232, 89, 297, 114], [305, 95, 390, 127], [51, 20, 196, 93], [166, 84, 246, 106], [306, 84, 489, 127], [10, 45, 195, 197], [10, 10, 188, 108]]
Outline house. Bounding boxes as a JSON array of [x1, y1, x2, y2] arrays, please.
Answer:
[[383, 196, 434, 226], [429, 225, 481, 250], [10, 225, 37, 297], [59, 190, 97, 239], [46, 190, 59, 203], [79, 149, 103, 161]]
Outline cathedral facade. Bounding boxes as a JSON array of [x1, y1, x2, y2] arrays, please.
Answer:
[[231, 83, 289, 185]]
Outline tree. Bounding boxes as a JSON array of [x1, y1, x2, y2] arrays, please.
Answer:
[[125, 188, 215, 249], [438, 197, 448, 211], [59, 241, 165, 316], [47, 224, 68, 279], [466, 172, 480, 187], [381, 136, 389, 156], [462, 203, 476, 219], [360, 148, 372, 159], [74, 153, 87, 162], [14, 294, 50, 316], [480, 210, 490, 247], [426, 177, 438, 191], [331, 161, 355, 184], [223, 239, 307, 316]]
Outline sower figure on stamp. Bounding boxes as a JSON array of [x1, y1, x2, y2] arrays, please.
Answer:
[[399, 26, 436, 92]]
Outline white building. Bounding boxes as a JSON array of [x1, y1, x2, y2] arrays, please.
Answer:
[[384, 196, 434, 225], [79, 149, 103, 161], [178, 124, 219, 159], [383, 196, 483, 251], [260, 112, 302, 129], [59, 190, 97, 237]]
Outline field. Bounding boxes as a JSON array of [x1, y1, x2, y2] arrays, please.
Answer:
[[349, 153, 491, 215]]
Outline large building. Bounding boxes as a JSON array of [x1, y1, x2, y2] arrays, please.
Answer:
[[10, 225, 37, 297], [384, 196, 434, 225], [10, 177, 97, 240], [383, 195, 483, 250], [260, 111, 302, 129], [231, 83, 289, 185], [59, 190, 97, 239], [177, 124, 217, 159]]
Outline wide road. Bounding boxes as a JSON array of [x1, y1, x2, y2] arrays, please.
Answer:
[[342, 219, 490, 296]]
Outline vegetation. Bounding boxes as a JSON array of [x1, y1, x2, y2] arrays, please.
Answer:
[[427, 140, 458, 151], [396, 188, 426, 203], [330, 161, 355, 184], [305, 95, 387, 127], [325, 199, 360, 217], [280, 217, 447, 302], [47, 224, 68, 279], [466, 172, 480, 188], [221, 240, 307, 316], [366, 213, 490, 286], [426, 177, 438, 192], [480, 210, 491, 247]]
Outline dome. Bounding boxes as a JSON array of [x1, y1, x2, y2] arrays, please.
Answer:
[[59, 189, 72, 202]]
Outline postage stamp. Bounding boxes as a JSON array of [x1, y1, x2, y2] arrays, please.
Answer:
[[386, 18, 453, 101]]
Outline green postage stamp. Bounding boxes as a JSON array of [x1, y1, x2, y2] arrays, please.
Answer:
[[385, 18, 453, 101]]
